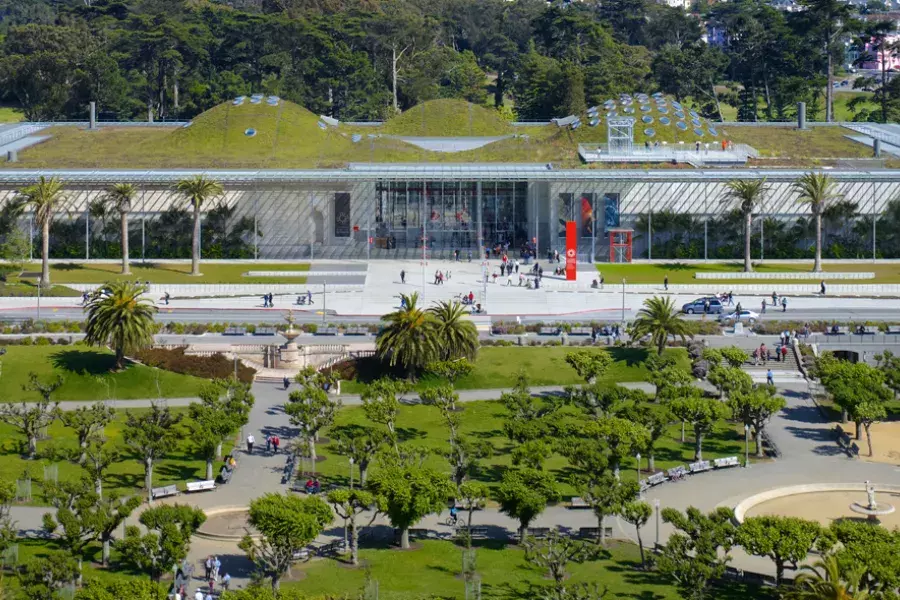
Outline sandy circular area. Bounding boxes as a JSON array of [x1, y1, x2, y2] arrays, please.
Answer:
[[198, 509, 258, 538], [860, 421, 900, 465], [745, 490, 900, 528]]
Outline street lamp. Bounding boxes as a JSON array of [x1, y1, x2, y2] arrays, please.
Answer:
[[621, 277, 626, 322], [349, 457, 355, 489], [744, 424, 751, 468], [654, 499, 661, 549], [636, 452, 641, 482]]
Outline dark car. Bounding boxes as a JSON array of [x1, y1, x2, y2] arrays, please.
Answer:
[[682, 297, 723, 315]]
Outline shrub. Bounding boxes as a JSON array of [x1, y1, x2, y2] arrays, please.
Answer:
[[21, 336, 33, 346], [35, 337, 52, 346], [133, 346, 256, 383]]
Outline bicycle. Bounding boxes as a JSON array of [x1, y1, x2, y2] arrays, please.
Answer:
[[445, 515, 460, 527]]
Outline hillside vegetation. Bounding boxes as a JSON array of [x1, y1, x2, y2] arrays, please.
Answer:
[[381, 99, 513, 136]]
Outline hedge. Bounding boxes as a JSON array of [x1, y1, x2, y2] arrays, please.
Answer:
[[133, 346, 256, 383]]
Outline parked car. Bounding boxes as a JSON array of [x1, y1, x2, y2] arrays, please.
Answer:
[[718, 309, 760, 324], [682, 297, 723, 314]]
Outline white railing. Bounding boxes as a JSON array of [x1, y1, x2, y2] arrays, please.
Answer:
[[695, 272, 874, 280], [0, 124, 49, 148]]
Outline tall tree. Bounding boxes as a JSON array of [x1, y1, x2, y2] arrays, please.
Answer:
[[59, 402, 115, 465], [327, 489, 375, 566], [792, 172, 842, 272], [376, 292, 438, 377], [669, 395, 726, 461], [103, 183, 137, 275], [175, 175, 223, 276], [496, 468, 559, 541], [577, 473, 638, 546], [723, 179, 768, 272], [361, 378, 409, 453], [427, 300, 478, 360], [658, 507, 736, 600], [727, 387, 786, 457], [117, 504, 206, 584], [84, 281, 157, 370], [16, 176, 67, 287], [564, 350, 614, 385], [456, 480, 489, 548], [190, 382, 252, 480], [621, 501, 653, 570], [800, 0, 853, 123], [330, 424, 383, 487], [630, 297, 692, 355], [285, 384, 340, 464], [239, 493, 332, 592], [522, 531, 600, 600], [736, 516, 830, 585], [122, 403, 183, 502], [0, 372, 61, 459]]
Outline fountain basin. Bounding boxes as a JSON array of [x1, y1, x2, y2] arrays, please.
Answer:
[[734, 483, 900, 527]]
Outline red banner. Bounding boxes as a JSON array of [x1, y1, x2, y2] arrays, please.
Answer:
[[565, 221, 577, 281]]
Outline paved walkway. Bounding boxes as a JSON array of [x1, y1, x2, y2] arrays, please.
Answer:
[[11, 376, 895, 594]]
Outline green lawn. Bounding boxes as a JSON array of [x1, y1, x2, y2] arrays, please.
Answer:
[[0, 346, 206, 401], [0, 281, 80, 297], [0, 407, 235, 505], [20, 261, 310, 284], [339, 347, 689, 394], [595, 261, 900, 284], [727, 125, 870, 159], [313, 396, 748, 497], [0, 106, 23, 123], [287, 539, 768, 600]]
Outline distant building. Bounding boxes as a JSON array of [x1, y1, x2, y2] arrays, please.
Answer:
[[857, 33, 900, 70]]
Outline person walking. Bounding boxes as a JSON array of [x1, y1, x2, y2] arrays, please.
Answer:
[[820, 280, 826, 295], [664, 275, 669, 291], [273, 435, 280, 453], [454, 249, 460, 262], [761, 299, 766, 314], [514, 259, 519, 274], [283, 376, 290, 390], [500, 263, 506, 277], [400, 269, 406, 284], [736, 302, 742, 313], [164, 292, 170, 305], [781, 296, 787, 312], [727, 291, 734, 306], [269, 293, 275, 307], [467, 249, 472, 262], [307, 289, 313, 304], [771, 291, 778, 307], [194, 589, 204, 600], [246, 433, 255, 454], [213, 557, 221, 581], [781, 344, 788, 362], [703, 299, 710, 314], [265, 434, 272, 453], [766, 369, 774, 386], [204, 556, 212, 582], [222, 573, 231, 591]]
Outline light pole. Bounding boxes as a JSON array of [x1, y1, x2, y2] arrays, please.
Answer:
[[37, 281, 41, 322], [744, 424, 751, 468], [621, 277, 626, 322], [349, 457, 354, 489], [654, 499, 661, 549], [636, 452, 642, 497], [322, 280, 326, 325]]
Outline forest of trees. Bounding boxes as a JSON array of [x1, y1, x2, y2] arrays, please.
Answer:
[[0, 0, 897, 123]]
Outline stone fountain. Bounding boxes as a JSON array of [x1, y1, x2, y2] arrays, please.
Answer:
[[279, 310, 302, 365], [849, 480, 895, 522]]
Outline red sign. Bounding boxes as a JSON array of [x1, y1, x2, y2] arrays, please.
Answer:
[[353, 225, 360, 232], [565, 221, 577, 281], [368, 237, 373, 244]]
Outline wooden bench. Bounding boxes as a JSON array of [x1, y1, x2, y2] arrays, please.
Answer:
[[469, 526, 489, 540], [688, 460, 712, 474], [569, 497, 590, 509], [667, 465, 688, 479], [825, 326, 850, 336], [223, 326, 247, 336], [255, 327, 277, 336], [343, 326, 366, 336], [313, 539, 346, 557], [855, 327, 876, 335], [185, 480, 217, 493], [538, 327, 559, 336], [887, 325, 900, 334], [578, 527, 613, 540], [647, 472, 668, 486], [569, 327, 592, 336], [291, 548, 310, 561], [849, 442, 860, 458], [713, 456, 740, 469], [525, 527, 551, 539], [151, 484, 178, 500], [316, 326, 339, 336], [408, 528, 432, 539]]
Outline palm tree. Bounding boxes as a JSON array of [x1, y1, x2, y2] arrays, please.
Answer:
[[103, 183, 138, 275], [793, 172, 842, 272], [175, 175, 224, 276], [630, 296, 692, 355], [17, 176, 67, 287], [723, 178, 767, 272], [785, 555, 869, 600], [376, 292, 438, 377], [428, 300, 478, 360], [84, 281, 158, 370]]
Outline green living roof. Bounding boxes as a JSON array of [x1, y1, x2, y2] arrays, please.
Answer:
[[2, 97, 879, 170]]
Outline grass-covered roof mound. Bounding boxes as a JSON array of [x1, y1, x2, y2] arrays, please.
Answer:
[[381, 99, 513, 137]]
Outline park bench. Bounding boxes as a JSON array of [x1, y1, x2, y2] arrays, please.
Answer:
[[525, 527, 551, 539], [343, 326, 366, 336], [408, 528, 433, 539], [539, 327, 559, 336], [312, 539, 346, 557], [291, 548, 310, 561], [469, 527, 489, 540], [569, 497, 590, 509], [639, 479, 650, 493], [255, 327, 276, 336], [647, 472, 668, 486], [667, 465, 688, 479], [223, 326, 247, 336], [578, 527, 613, 540], [849, 442, 860, 458], [185, 480, 217, 493], [887, 325, 900, 334], [316, 326, 339, 336], [825, 326, 850, 336], [855, 327, 876, 335], [713, 456, 740, 469], [569, 327, 592, 336], [151, 484, 178, 500], [688, 460, 712, 474]]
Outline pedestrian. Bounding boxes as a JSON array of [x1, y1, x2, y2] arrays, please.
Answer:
[[703, 299, 710, 314], [246, 433, 255, 454], [664, 275, 669, 291], [204, 556, 212, 581], [514, 259, 520, 274], [283, 376, 290, 390], [447, 270, 451, 281], [467, 250, 472, 262], [500, 263, 506, 276], [781, 296, 787, 312], [266, 434, 272, 453], [761, 299, 766, 314], [727, 291, 734, 306], [455, 249, 460, 262], [213, 556, 221, 581], [205, 593, 213, 600], [164, 292, 170, 305], [273, 435, 280, 453], [767, 369, 774, 386], [771, 291, 778, 306], [222, 573, 231, 591], [194, 589, 204, 600], [820, 280, 826, 295], [781, 344, 788, 362], [208, 578, 215, 595], [736, 302, 742, 313], [400, 269, 406, 284], [307, 289, 313, 304], [262, 294, 268, 308], [507, 273, 513, 286]]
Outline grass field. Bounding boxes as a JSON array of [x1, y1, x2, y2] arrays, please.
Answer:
[[726, 125, 870, 159], [339, 347, 690, 394], [19, 262, 310, 284], [0, 406, 234, 504], [381, 99, 513, 136], [0, 106, 23, 123], [312, 394, 748, 497], [595, 261, 900, 284], [0, 346, 205, 401], [286, 539, 767, 600]]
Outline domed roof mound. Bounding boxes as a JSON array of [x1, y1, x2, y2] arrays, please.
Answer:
[[382, 99, 513, 137]]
